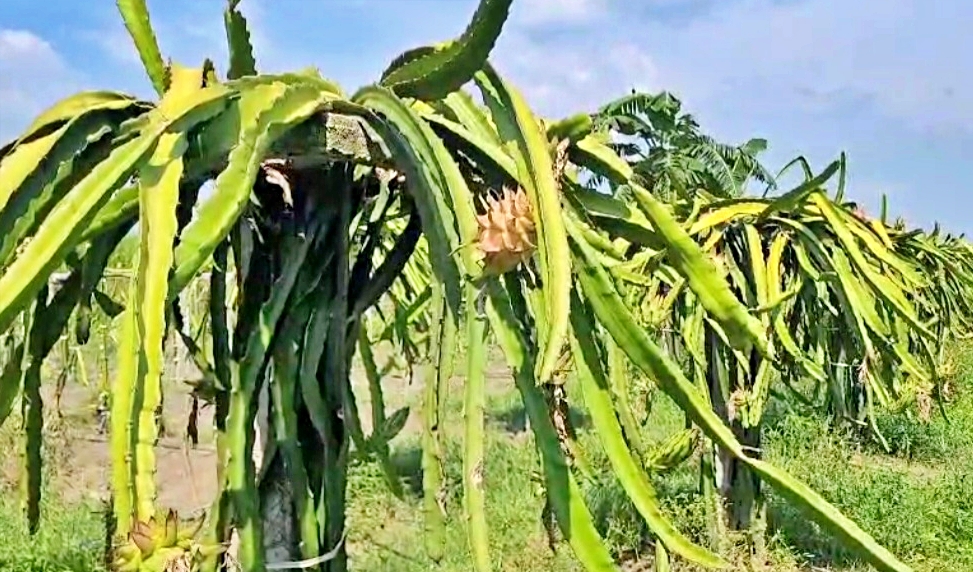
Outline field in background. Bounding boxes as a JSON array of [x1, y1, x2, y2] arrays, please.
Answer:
[[1, 334, 972, 572]]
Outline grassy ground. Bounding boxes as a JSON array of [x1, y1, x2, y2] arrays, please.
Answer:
[[343, 374, 973, 572], [1, 344, 972, 571]]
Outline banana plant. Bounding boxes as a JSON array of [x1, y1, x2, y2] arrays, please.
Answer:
[[0, 2, 925, 572], [592, 91, 777, 200]]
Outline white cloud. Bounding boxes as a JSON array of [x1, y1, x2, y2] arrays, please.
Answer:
[[0, 30, 81, 142], [493, 0, 972, 135], [80, 25, 142, 68], [493, 33, 664, 118], [487, 0, 971, 232], [654, 0, 972, 134], [512, 0, 608, 25], [0, 29, 57, 57]]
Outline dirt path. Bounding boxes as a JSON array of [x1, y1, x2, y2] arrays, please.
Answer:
[[30, 337, 516, 519]]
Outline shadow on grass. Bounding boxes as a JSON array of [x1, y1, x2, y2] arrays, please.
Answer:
[[487, 402, 591, 434], [389, 446, 424, 497], [766, 502, 863, 568]]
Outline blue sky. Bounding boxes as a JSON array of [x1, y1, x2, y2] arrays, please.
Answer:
[[1, 0, 970, 234]]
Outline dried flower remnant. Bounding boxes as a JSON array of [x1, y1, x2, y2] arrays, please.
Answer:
[[475, 186, 537, 275]]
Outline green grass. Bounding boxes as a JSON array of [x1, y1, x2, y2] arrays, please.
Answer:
[[2, 355, 972, 571], [346, 388, 585, 571], [0, 493, 107, 572], [762, 390, 973, 571], [342, 375, 973, 571], [338, 366, 973, 571], [0, 406, 109, 572]]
